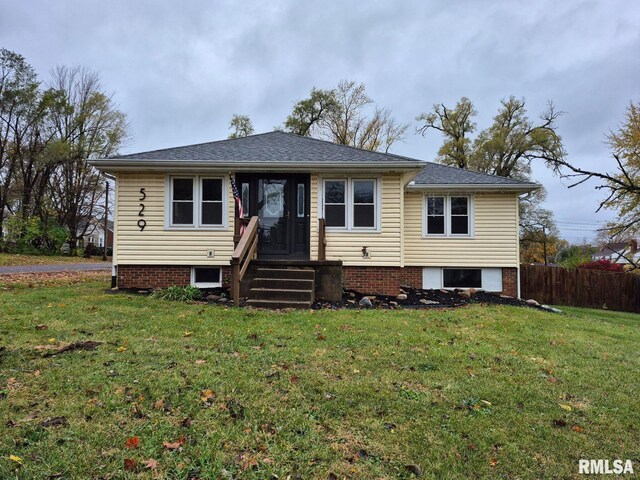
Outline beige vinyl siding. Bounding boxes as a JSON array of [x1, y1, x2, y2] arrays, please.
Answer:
[[404, 191, 519, 267], [311, 173, 403, 266], [115, 173, 234, 265]]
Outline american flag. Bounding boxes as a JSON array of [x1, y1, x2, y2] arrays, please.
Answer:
[[230, 176, 245, 234]]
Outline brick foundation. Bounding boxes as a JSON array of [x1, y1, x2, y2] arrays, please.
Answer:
[[118, 265, 230, 290], [343, 266, 422, 295], [501, 267, 518, 298]]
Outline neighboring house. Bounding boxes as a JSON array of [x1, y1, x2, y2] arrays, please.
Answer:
[[591, 240, 639, 265], [90, 132, 538, 305], [79, 219, 114, 249]]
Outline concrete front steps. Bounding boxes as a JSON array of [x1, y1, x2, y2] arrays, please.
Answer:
[[246, 267, 315, 309]]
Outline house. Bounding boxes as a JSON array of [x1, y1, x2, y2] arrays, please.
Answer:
[[78, 219, 114, 249], [90, 132, 538, 307], [591, 239, 639, 265]]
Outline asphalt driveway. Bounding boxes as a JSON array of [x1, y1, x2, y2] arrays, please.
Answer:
[[0, 263, 111, 274]]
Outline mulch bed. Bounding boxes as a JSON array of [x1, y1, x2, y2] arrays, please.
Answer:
[[311, 287, 548, 311], [127, 285, 555, 312]]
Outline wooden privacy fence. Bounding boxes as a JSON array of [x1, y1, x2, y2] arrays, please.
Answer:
[[520, 264, 640, 313]]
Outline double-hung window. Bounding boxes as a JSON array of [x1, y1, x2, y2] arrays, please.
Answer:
[[324, 180, 347, 227], [323, 178, 378, 230], [169, 176, 225, 228], [200, 178, 223, 226], [172, 178, 195, 225], [424, 195, 472, 237]]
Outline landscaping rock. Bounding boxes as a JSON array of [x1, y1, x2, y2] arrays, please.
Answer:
[[525, 299, 540, 306], [389, 301, 398, 307], [458, 290, 472, 299], [396, 293, 408, 300], [419, 299, 438, 305], [359, 297, 373, 308], [206, 294, 221, 302], [541, 305, 563, 313]]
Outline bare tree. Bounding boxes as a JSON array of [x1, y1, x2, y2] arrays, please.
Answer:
[[47, 66, 129, 249], [285, 80, 408, 152], [547, 101, 640, 269], [416, 97, 477, 168]]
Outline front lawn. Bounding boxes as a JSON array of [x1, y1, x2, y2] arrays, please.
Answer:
[[0, 253, 108, 266], [0, 280, 638, 479]]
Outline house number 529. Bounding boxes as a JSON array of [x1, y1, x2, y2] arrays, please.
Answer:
[[138, 188, 147, 231]]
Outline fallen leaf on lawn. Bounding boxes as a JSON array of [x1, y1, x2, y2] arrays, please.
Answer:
[[200, 389, 216, 405], [9, 454, 22, 464], [40, 416, 68, 428], [489, 458, 499, 467], [552, 419, 567, 428], [48, 338, 56, 344], [117, 346, 127, 352], [353, 369, 360, 374], [195, 359, 206, 365], [559, 404, 572, 411], [235, 453, 259, 471], [183, 331, 193, 337], [181, 417, 192, 428], [163, 435, 186, 450], [33, 370, 41, 377], [316, 333, 326, 341], [480, 400, 492, 406], [144, 458, 159, 470], [35, 324, 48, 330], [290, 375, 300, 385], [548, 376, 558, 384], [125, 436, 140, 449], [466, 367, 475, 377], [124, 458, 139, 472], [572, 425, 583, 433]]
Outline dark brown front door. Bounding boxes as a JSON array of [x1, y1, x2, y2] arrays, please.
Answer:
[[236, 174, 310, 259]]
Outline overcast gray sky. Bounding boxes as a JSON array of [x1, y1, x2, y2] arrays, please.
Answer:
[[1, 0, 639, 241]]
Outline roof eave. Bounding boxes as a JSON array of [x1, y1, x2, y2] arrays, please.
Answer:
[[89, 159, 425, 173], [405, 182, 541, 193]]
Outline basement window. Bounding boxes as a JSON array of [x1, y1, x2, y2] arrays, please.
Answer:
[[191, 267, 222, 288], [442, 268, 482, 288]]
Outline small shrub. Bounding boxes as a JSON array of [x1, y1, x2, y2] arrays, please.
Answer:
[[83, 243, 101, 257], [576, 259, 625, 272], [151, 285, 203, 302]]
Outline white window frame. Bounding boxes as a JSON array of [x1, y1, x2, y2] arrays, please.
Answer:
[[422, 194, 474, 238], [321, 177, 381, 232], [200, 177, 225, 227], [190, 266, 222, 288], [165, 175, 228, 230]]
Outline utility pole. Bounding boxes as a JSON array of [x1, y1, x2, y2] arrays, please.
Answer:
[[103, 180, 109, 261], [542, 225, 548, 265]]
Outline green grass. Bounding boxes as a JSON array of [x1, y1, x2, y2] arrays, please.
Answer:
[[0, 253, 107, 266], [0, 280, 638, 479]]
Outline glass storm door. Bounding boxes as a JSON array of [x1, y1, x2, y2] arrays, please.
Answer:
[[236, 174, 310, 259], [257, 178, 289, 256]]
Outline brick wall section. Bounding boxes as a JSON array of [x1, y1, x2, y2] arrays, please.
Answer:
[[118, 265, 230, 289], [343, 266, 422, 295], [502, 267, 518, 297]]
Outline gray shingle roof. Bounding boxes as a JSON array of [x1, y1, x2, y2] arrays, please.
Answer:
[[411, 161, 537, 186], [97, 131, 538, 190], [109, 131, 424, 165]]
